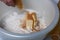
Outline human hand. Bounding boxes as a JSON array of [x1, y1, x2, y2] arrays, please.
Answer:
[[0, 0, 15, 6]]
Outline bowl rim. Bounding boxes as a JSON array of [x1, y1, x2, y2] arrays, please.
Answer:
[[0, 0, 59, 38]]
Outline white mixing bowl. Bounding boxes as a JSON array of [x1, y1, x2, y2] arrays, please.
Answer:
[[0, 0, 59, 40]]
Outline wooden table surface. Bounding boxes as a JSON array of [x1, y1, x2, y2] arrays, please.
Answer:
[[47, 1, 60, 40]]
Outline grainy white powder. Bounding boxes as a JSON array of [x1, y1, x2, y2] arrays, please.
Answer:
[[2, 10, 47, 34]]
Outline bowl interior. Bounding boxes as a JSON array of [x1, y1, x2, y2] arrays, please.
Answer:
[[0, 0, 59, 38], [0, 0, 55, 28]]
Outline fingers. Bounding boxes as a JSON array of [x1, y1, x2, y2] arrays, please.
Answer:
[[0, 0, 15, 7], [6, 0, 15, 6]]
